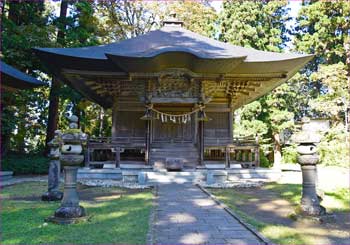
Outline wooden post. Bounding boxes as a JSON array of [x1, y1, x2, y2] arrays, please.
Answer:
[[225, 146, 230, 168], [199, 120, 204, 166], [86, 148, 91, 168], [248, 149, 253, 162], [111, 100, 118, 140], [229, 103, 233, 140], [255, 147, 260, 167], [255, 134, 260, 167], [145, 120, 151, 165], [115, 147, 120, 167]]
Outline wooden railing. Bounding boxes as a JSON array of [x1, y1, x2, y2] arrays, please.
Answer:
[[204, 136, 260, 168], [86, 136, 146, 167], [86, 136, 260, 169]]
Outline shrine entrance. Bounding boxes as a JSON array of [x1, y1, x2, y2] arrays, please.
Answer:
[[151, 104, 196, 144], [152, 115, 194, 143]]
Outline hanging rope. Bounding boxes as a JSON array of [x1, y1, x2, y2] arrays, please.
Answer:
[[145, 103, 205, 123]]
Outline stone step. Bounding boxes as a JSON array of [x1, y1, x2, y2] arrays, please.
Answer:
[[150, 153, 199, 158], [151, 143, 196, 147], [150, 148, 198, 152], [150, 156, 199, 163]]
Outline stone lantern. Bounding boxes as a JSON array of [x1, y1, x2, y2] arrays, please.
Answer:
[[47, 115, 88, 224], [42, 130, 63, 201], [292, 117, 326, 216]]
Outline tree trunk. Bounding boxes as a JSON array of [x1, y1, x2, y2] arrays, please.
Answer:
[[45, 0, 68, 153], [45, 76, 61, 151], [273, 133, 282, 168]]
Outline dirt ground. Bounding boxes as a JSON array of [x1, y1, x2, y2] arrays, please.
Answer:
[[233, 186, 350, 244], [232, 166, 350, 244]]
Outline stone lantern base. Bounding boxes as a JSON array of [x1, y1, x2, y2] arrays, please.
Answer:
[[46, 206, 88, 225]]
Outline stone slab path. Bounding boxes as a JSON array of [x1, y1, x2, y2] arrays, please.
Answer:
[[152, 183, 264, 244]]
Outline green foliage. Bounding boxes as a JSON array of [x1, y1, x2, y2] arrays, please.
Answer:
[[1, 154, 49, 175], [220, 0, 290, 51], [281, 144, 298, 164], [259, 150, 273, 168], [309, 63, 349, 123], [318, 125, 350, 167], [154, 1, 218, 38], [294, 1, 349, 65], [1, 182, 153, 244]]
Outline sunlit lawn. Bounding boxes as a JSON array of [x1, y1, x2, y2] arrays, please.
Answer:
[[210, 183, 350, 244], [1, 182, 153, 244]]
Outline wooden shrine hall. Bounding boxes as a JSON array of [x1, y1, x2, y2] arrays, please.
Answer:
[[35, 16, 313, 170]]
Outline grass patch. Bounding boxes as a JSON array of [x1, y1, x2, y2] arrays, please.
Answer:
[[263, 183, 350, 212], [1, 182, 153, 244]]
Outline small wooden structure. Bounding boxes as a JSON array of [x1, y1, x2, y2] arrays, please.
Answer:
[[35, 16, 312, 170]]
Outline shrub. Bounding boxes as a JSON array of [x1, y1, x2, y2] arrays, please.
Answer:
[[1, 153, 49, 175], [318, 127, 349, 167], [260, 150, 273, 168], [282, 144, 298, 164]]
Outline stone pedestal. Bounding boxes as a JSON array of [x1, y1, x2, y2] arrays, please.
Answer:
[[292, 118, 326, 217], [166, 158, 184, 171], [42, 131, 63, 201], [47, 115, 88, 224], [53, 166, 86, 223], [206, 170, 227, 185]]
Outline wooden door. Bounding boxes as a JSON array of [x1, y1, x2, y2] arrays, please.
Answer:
[[152, 116, 193, 143]]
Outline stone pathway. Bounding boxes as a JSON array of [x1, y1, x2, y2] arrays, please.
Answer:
[[152, 183, 264, 244]]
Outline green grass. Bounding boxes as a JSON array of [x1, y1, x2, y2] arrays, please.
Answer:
[[263, 183, 350, 212], [210, 183, 350, 244], [1, 182, 153, 244]]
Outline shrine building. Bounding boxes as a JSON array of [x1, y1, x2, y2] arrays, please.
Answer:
[[35, 17, 313, 171]]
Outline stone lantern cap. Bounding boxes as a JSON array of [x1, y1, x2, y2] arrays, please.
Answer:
[[61, 115, 87, 144], [292, 117, 324, 144], [291, 131, 322, 144]]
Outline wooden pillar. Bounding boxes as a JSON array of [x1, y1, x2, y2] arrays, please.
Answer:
[[255, 147, 260, 167], [255, 135, 260, 167], [111, 100, 118, 140], [145, 120, 151, 165], [115, 147, 120, 167], [248, 149, 253, 162], [229, 103, 233, 140], [199, 120, 204, 166], [225, 146, 230, 168]]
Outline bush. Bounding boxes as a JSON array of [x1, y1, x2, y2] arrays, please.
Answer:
[[282, 144, 298, 164], [318, 126, 349, 167], [1, 153, 49, 175], [260, 150, 273, 168]]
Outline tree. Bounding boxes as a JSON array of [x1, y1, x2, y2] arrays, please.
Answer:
[[45, 0, 68, 152], [293, 1, 350, 165], [96, 0, 158, 42], [220, 0, 290, 51], [1, 0, 55, 154], [152, 0, 217, 38], [220, 0, 293, 165]]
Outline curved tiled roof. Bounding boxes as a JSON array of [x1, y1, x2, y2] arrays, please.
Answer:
[[34, 25, 312, 74]]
